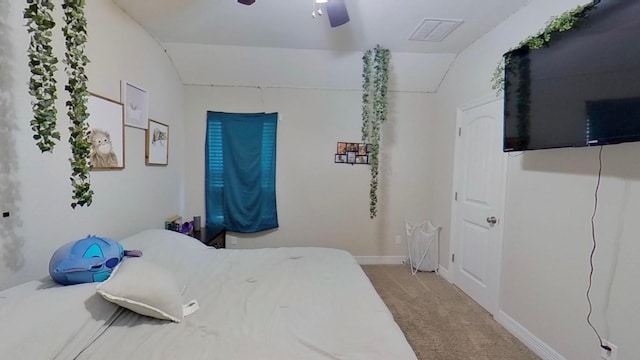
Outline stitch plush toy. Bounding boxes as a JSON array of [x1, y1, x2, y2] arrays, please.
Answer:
[[49, 235, 142, 285]]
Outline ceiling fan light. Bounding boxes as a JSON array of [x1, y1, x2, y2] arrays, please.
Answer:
[[315, 0, 328, 3], [326, 0, 350, 27]]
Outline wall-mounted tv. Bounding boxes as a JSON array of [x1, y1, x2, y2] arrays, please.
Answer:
[[503, 0, 640, 152]]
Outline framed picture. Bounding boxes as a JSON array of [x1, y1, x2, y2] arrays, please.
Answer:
[[334, 141, 372, 165], [146, 119, 169, 166], [337, 142, 347, 154], [87, 93, 125, 170], [347, 151, 356, 164], [121, 81, 148, 129], [358, 143, 368, 155]]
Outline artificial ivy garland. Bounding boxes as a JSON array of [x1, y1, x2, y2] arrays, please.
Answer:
[[491, 2, 595, 92], [63, 0, 93, 208], [24, 0, 92, 208], [25, 0, 60, 152], [361, 45, 391, 219]]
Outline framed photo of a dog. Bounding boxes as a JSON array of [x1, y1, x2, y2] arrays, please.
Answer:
[[146, 119, 169, 166], [87, 93, 125, 170], [121, 80, 148, 129]]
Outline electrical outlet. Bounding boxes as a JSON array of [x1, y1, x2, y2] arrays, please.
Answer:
[[601, 340, 618, 360], [395, 235, 401, 245], [231, 237, 237, 246]]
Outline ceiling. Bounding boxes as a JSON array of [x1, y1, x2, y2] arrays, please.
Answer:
[[112, 0, 530, 54]]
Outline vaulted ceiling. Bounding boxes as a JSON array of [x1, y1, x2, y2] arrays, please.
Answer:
[[112, 0, 530, 53], [111, 0, 531, 92]]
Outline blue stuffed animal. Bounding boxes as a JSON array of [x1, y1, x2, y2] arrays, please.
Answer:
[[49, 235, 142, 285]]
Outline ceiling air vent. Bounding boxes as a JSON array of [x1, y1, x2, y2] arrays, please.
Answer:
[[409, 18, 463, 42]]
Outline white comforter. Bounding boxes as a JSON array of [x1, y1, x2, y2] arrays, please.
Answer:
[[0, 230, 417, 360]]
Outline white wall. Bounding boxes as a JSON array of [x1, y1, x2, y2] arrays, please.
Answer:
[[183, 74, 435, 257], [8, 1, 635, 357], [0, 0, 184, 290], [435, 0, 640, 359], [165, 43, 456, 93]]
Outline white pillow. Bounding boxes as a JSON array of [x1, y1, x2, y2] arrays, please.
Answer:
[[96, 258, 184, 322]]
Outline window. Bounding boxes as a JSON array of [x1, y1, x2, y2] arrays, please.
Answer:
[[205, 112, 278, 235]]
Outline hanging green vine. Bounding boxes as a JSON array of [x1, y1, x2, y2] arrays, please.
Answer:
[[24, 0, 60, 153], [491, 2, 596, 93], [63, 0, 93, 208], [361, 45, 391, 219], [361, 49, 372, 143]]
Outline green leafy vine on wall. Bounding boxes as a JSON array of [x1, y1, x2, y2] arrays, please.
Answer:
[[25, 0, 60, 152], [491, 2, 596, 93], [24, 0, 92, 208], [361, 45, 391, 219], [63, 0, 93, 208]]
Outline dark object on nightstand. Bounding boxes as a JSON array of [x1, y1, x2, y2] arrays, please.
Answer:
[[204, 229, 226, 249], [191, 216, 202, 241]]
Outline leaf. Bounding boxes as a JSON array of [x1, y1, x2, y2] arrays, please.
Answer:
[[361, 45, 391, 218], [490, 3, 594, 94], [27, 0, 93, 208], [64, 0, 92, 209]]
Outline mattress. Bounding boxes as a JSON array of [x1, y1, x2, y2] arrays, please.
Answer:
[[0, 229, 417, 359]]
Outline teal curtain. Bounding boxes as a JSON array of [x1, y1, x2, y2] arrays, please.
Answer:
[[205, 111, 278, 235]]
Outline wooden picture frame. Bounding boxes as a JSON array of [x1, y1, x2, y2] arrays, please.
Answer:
[[121, 80, 148, 129], [87, 93, 125, 170], [146, 119, 169, 166]]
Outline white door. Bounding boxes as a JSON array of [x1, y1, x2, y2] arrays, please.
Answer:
[[451, 96, 507, 315]]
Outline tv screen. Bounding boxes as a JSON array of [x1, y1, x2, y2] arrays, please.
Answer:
[[503, 0, 640, 152]]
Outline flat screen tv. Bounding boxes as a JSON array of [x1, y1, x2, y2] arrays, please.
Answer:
[[503, 0, 640, 152]]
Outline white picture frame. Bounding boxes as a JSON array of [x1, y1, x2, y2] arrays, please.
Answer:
[[121, 80, 148, 129]]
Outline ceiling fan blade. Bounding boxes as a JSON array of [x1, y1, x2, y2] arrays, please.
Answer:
[[326, 0, 350, 27], [237, 0, 255, 5]]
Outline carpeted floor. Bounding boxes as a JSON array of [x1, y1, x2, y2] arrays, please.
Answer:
[[362, 265, 540, 360]]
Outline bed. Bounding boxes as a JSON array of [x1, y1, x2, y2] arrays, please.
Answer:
[[0, 229, 417, 359]]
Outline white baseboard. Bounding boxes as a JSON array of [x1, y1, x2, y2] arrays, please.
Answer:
[[495, 310, 566, 360], [355, 256, 406, 265], [437, 266, 452, 282]]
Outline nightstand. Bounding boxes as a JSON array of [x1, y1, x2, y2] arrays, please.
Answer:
[[202, 229, 226, 249]]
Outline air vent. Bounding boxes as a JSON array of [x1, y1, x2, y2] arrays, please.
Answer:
[[409, 18, 463, 42]]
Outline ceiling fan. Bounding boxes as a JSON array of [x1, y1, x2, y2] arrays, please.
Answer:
[[237, 0, 350, 27]]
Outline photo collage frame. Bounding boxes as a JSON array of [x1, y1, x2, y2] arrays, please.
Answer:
[[334, 142, 372, 165]]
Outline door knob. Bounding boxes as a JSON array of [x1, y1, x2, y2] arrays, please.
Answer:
[[486, 216, 497, 226]]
